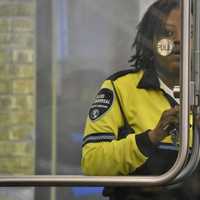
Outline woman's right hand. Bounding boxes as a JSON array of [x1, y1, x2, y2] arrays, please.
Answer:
[[148, 106, 179, 144]]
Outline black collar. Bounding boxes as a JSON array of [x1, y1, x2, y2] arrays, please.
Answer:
[[136, 68, 178, 107], [137, 68, 160, 90]]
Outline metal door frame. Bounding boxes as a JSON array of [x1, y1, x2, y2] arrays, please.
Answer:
[[0, 0, 196, 187]]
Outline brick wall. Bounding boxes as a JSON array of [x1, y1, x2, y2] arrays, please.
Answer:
[[0, 0, 35, 175]]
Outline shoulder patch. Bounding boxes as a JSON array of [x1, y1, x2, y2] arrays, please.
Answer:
[[89, 88, 114, 120]]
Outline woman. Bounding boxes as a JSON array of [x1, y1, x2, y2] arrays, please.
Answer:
[[82, 0, 194, 199]]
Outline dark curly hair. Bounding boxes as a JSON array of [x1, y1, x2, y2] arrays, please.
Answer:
[[129, 0, 179, 70]]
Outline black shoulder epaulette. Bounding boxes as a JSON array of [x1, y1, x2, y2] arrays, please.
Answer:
[[106, 66, 139, 81]]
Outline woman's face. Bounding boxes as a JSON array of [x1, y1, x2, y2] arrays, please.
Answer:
[[153, 8, 181, 80]]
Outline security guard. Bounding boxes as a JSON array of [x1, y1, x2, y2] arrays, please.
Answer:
[[82, 67, 182, 199], [82, 67, 180, 175], [81, 0, 194, 199]]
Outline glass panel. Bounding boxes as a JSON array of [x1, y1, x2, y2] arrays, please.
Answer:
[[53, 0, 183, 177]]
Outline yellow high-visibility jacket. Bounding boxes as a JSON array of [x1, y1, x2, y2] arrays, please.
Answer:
[[82, 67, 191, 176]]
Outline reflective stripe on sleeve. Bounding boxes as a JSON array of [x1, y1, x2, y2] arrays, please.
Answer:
[[82, 133, 116, 147]]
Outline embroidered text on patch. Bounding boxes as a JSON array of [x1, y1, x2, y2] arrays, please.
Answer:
[[89, 88, 114, 120]]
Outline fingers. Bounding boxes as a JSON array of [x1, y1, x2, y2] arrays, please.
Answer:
[[149, 106, 180, 144], [161, 118, 178, 134], [160, 106, 179, 131], [161, 106, 179, 118]]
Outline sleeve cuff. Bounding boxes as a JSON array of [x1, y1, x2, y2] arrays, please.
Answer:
[[135, 130, 158, 157]]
